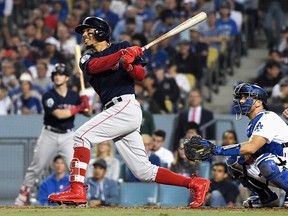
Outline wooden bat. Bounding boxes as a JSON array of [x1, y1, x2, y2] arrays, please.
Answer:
[[74, 45, 89, 111], [141, 12, 207, 51]]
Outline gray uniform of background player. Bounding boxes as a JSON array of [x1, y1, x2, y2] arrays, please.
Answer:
[[15, 65, 83, 205]]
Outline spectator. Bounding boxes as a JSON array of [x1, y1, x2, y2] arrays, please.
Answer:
[[174, 88, 215, 143], [257, 49, 288, 75], [44, 37, 66, 65], [170, 138, 199, 177], [269, 78, 288, 114], [55, 22, 77, 58], [86, 141, 120, 181], [23, 23, 45, 55], [254, 60, 283, 97], [205, 163, 239, 207], [113, 5, 143, 41], [18, 42, 33, 69], [94, 0, 119, 30], [216, 0, 239, 74], [51, 0, 69, 22], [39, 0, 58, 31], [86, 159, 119, 207], [38, 155, 69, 206], [0, 84, 12, 115], [32, 62, 52, 94], [152, 9, 179, 46], [167, 63, 191, 95], [213, 130, 238, 164], [278, 26, 288, 57], [142, 15, 155, 43], [189, 26, 209, 68], [143, 73, 166, 113], [143, 43, 169, 74], [1, 59, 19, 91], [124, 17, 138, 38], [28, 55, 54, 79], [134, 0, 154, 19], [152, 130, 174, 168], [155, 67, 180, 113], [13, 73, 42, 114], [174, 39, 203, 84], [128, 134, 161, 182], [263, 1, 284, 49], [136, 93, 155, 135], [222, 130, 238, 147], [200, 11, 223, 52]]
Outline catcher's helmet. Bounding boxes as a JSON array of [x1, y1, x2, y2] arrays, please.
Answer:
[[75, 16, 110, 42], [51, 63, 69, 82], [232, 83, 268, 119]]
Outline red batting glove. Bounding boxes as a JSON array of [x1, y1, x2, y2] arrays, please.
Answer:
[[125, 46, 143, 57], [121, 46, 144, 64], [70, 104, 85, 115], [80, 95, 90, 111]]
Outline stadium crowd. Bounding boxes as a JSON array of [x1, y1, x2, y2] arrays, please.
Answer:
[[0, 0, 287, 208]]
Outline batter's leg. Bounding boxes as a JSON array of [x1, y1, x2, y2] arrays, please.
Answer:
[[15, 128, 58, 206], [114, 130, 210, 208]]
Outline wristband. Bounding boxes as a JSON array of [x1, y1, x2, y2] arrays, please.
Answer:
[[214, 144, 241, 156], [70, 106, 81, 115]]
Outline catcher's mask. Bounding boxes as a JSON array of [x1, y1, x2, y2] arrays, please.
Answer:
[[233, 83, 268, 120]]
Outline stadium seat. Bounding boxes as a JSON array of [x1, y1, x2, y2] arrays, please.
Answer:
[[119, 182, 158, 206], [158, 184, 190, 207], [184, 73, 196, 88]]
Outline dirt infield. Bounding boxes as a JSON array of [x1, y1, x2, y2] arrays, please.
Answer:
[[0, 208, 288, 216]]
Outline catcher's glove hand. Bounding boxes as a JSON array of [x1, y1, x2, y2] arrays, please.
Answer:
[[183, 135, 216, 162]]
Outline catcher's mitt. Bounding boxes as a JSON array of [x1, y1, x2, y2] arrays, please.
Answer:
[[183, 135, 216, 162]]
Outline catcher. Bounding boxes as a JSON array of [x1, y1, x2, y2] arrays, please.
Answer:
[[184, 83, 288, 208]]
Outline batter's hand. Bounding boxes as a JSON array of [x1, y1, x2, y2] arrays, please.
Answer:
[[120, 46, 143, 64], [282, 108, 288, 119]]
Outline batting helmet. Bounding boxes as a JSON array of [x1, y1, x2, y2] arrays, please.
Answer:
[[51, 63, 69, 82], [75, 17, 110, 42], [232, 83, 268, 119]]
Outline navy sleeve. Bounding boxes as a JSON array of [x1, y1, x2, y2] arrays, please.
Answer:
[[42, 93, 58, 115]]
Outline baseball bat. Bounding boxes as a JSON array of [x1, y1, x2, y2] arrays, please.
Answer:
[[74, 45, 89, 111], [141, 12, 207, 51]]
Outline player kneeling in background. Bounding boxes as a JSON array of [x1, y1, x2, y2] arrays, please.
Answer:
[[48, 17, 210, 208], [186, 83, 288, 208], [15, 63, 90, 206]]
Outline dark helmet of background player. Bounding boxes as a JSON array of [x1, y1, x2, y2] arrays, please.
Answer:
[[51, 63, 69, 82], [75, 16, 111, 42]]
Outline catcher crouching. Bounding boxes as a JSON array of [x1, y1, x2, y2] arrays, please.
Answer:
[[184, 83, 288, 208]]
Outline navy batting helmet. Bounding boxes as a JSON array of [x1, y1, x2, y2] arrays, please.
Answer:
[[51, 63, 69, 82], [75, 17, 110, 42], [232, 83, 268, 119]]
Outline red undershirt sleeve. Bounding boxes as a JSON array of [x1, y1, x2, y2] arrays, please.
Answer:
[[127, 64, 146, 81], [86, 50, 124, 74]]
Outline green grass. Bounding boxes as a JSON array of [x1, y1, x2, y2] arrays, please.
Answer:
[[0, 207, 287, 216]]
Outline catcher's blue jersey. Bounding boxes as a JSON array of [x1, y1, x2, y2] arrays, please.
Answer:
[[246, 110, 288, 157], [79, 41, 145, 105]]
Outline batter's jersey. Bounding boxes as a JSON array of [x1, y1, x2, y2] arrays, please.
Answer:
[[79, 41, 145, 105], [42, 88, 81, 130], [246, 110, 288, 156]]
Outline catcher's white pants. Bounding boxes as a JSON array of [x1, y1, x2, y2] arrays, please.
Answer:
[[74, 94, 159, 182], [23, 128, 74, 186]]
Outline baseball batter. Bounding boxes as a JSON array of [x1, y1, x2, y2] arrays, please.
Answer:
[[48, 17, 210, 208], [195, 83, 288, 207], [15, 64, 90, 206]]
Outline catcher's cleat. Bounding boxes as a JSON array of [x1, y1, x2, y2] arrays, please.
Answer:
[[48, 183, 87, 205], [243, 193, 279, 208], [188, 175, 210, 208], [284, 193, 288, 208], [14, 185, 31, 206]]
